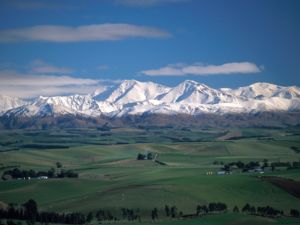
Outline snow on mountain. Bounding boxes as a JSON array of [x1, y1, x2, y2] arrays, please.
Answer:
[[159, 80, 240, 104], [96, 101, 120, 116], [1, 80, 300, 118], [99, 80, 170, 105], [229, 82, 282, 99], [0, 95, 27, 115], [5, 95, 102, 117], [272, 86, 300, 99]]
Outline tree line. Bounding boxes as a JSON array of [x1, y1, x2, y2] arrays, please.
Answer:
[[196, 202, 227, 215], [0, 199, 299, 225], [218, 159, 300, 173], [0, 200, 85, 225], [1, 168, 78, 180]]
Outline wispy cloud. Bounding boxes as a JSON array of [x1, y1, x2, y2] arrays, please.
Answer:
[[141, 62, 262, 76], [115, 0, 189, 7], [29, 59, 73, 74], [0, 24, 171, 43], [0, 60, 120, 97], [0, 70, 120, 97], [0, 70, 97, 87]]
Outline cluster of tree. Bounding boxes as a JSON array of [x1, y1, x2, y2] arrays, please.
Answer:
[[196, 202, 227, 215], [290, 209, 300, 217], [2, 168, 53, 180], [1, 168, 78, 180], [136, 152, 154, 160], [164, 205, 179, 218], [242, 204, 283, 218], [121, 208, 140, 221], [290, 161, 300, 169], [270, 161, 300, 170], [94, 210, 116, 222], [0, 200, 86, 224], [220, 159, 300, 173], [1, 199, 299, 224], [221, 161, 260, 172], [56, 170, 78, 178], [94, 208, 140, 222]]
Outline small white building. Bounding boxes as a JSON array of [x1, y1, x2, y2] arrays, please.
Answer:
[[217, 171, 226, 175], [217, 171, 231, 175]]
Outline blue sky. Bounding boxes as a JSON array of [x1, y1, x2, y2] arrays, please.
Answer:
[[0, 0, 299, 97]]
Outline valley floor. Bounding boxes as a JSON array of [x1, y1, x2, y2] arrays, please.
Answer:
[[0, 127, 300, 224]]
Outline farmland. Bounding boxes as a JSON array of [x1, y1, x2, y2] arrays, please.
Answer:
[[0, 126, 300, 224]]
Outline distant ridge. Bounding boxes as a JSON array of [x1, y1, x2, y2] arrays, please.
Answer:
[[0, 80, 300, 128]]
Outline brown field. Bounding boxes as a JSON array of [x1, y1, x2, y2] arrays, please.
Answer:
[[262, 176, 300, 198]]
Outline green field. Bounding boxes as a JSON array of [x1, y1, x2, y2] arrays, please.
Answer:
[[0, 127, 300, 224], [118, 214, 300, 225]]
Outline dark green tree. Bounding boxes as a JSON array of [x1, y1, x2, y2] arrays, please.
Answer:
[[56, 162, 62, 168], [290, 209, 300, 217], [242, 203, 251, 213], [151, 208, 158, 220], [262, 159, 269, 168], [137, 153, 145, 160], [23, 199, 38, 221], [86, 212, 93, 223], [165, 205, 170, 217], [170, 206, 177, 218], [47, 168, 55, 178], [147, 152, 154, 160], [249, 206, 256, 215], [233, 206, 239, 213]]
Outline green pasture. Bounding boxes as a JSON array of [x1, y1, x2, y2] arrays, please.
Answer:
[[0, 127, 300, 224]]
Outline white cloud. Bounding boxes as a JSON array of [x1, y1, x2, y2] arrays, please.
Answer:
[[0, 70, 98, 87], [0, 84, 103, 98], [141, 62, 262, 76], [115, 0, 189, 7], [0, 70, 118, 97], [0, 24, 171, 43]]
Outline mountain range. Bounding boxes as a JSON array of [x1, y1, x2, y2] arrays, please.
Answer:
[[1, 80, 300, 128]]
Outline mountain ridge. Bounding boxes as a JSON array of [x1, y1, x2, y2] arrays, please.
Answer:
[[1, 80, 300, 121]]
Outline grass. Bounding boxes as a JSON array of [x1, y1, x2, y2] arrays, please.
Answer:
[[118, 213, 300, 225], [0, 127, 300, 224]]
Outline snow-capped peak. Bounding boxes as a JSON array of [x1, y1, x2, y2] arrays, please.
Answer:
[[0, 95, 28, 115], [159, 80, 239, 104], [104, 79, 171, 105], [230, 82, 282, 99], [272, 86, 300, 99], [1, 80, 300, 119]]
